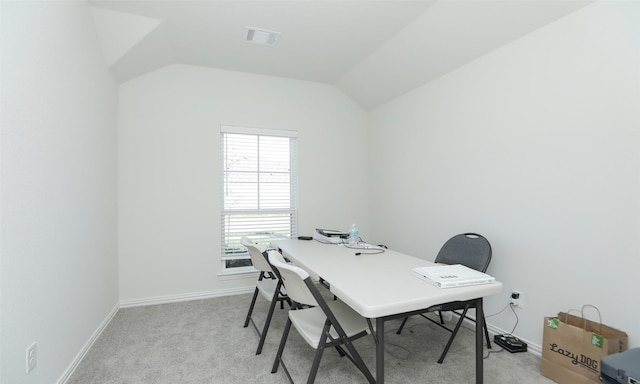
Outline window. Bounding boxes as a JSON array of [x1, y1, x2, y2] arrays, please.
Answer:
[[220, 126, 297, 274]]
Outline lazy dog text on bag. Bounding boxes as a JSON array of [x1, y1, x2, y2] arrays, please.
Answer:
[[548, 343, 598, 372]]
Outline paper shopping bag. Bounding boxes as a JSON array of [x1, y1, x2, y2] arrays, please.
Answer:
[[540, 305, 628, 384]]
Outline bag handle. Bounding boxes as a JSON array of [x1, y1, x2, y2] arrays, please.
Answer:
[[558, 305, 603, 334], [559, 308, 581, 323], [581, 304, 603, 334]]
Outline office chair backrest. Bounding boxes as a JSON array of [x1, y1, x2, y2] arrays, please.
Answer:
[[435, 233, 492, 272], [240, 236, 273, 273], [268, 250, 318, 307]]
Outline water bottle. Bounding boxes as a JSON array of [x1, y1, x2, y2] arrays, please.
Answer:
[[349, 224, 359, 246]]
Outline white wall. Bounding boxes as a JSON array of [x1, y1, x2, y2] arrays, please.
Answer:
[[368, 1, 640, 351], [118, 65, 368, 302], [1, 2, 119, 383], [4, 2, 637, 381]]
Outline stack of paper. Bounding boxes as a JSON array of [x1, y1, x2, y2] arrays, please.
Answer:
[[412, 264, 495, 288]]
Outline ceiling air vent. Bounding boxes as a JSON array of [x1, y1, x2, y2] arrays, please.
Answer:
[[245, 27, 280, 46]]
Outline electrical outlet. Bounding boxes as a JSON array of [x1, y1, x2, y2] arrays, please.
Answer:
[[511, 290, 524, 308], [26, 342, 37, 374]]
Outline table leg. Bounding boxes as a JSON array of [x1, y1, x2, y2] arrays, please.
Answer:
[[476, 298, 484, 384], [376, 317, 384, 384]]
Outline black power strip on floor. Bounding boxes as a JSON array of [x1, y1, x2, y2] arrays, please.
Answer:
[[494, 334, 528, 353]]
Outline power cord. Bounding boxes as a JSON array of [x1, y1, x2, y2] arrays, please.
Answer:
[[483, 303, 520, 359], [344, 238, 387, 255], [375, 307, 520, 362]]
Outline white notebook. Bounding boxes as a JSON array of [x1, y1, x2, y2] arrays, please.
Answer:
[[412, 264, 495, 288]]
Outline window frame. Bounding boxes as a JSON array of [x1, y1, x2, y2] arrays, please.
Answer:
[[219, 125, 298, 276]]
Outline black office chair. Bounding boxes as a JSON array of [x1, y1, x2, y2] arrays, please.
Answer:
[[396, 233, 493, 363]]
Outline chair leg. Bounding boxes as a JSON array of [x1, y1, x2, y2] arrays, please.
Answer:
[[396, 316, 409, 334], [437, 307, 469, 364], [256, 291, 280, 355], [243, 287, 259, 328], [483, 316, 492, 349], [272, 318, 292, 374], [340, 338, 376, 384], [306, 320, 332, 384], [307, 343, 326, 384], [334, 345, 347, 357]]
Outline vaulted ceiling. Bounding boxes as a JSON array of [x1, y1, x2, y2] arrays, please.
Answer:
[[89, 0, 592, 110]]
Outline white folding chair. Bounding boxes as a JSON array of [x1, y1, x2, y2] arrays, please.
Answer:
[[241, 237, 290, 355], [268, 250, 375, 384]]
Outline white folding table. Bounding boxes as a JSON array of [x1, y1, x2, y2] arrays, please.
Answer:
[[271, 239, 503, 384]]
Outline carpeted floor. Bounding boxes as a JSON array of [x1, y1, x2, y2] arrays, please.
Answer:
[[67, 293, 555, 384]]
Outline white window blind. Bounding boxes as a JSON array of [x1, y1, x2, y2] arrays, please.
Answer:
[[220, 126, 297, 272]]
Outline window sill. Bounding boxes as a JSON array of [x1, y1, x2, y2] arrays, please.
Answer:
[[218, 267, 259, 281]]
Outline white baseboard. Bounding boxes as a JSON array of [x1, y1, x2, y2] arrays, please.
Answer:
[[436, 313, 542, 357], [57, 302, 119, 384], [59, 287, 254, 383], [59, 289, 541, 383], [484, 320, 542, 355], [119, 286, 255, 308], [449, 312, 543, 356]]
